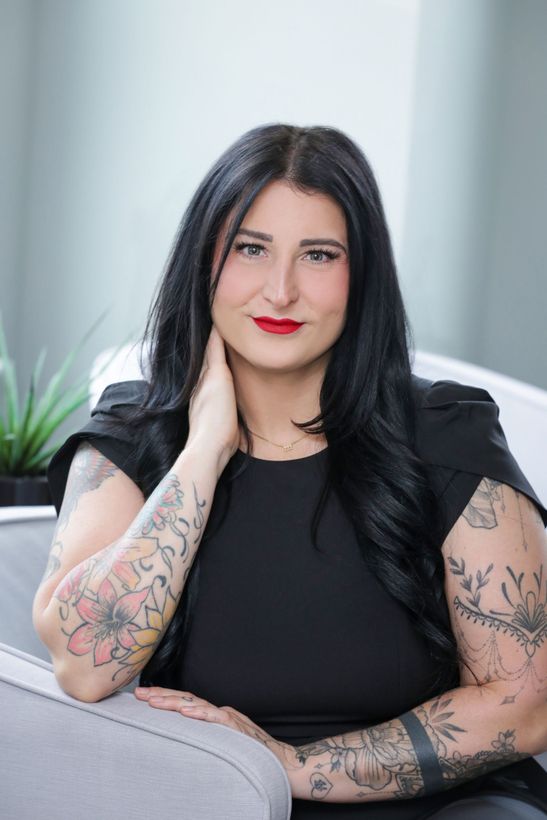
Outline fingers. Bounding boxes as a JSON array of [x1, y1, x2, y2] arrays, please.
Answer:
[[199, 324, 217, 372], [141, 694, 232, 724], [205, 323, 226, 366], [134, 686, 233, 724], [134, 686, 216, 717], [134, 686, 202, 703], [149, 696, 207, 715]]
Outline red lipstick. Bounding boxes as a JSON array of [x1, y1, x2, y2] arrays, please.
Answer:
[[252, 316, 304, 334]]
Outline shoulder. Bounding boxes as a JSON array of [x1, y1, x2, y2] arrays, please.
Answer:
[[92, 379, 149, 414], [411, 374, 496, 407], [46, 380, 150, 515], [411, 374, 502, 471], [410, 374, 547, 532]]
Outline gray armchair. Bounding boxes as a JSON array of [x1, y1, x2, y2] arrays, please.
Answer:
[[0, 507, 292, 820]]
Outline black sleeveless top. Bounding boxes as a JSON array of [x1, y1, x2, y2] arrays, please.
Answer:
[[47, 376, 547, 819]]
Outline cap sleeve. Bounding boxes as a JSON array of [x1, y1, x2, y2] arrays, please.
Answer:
[[415, 378, 547, 542], [46, 380, 148, 516]]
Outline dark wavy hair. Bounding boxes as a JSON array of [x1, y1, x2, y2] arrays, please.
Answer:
[[105, 123, 463, 697]]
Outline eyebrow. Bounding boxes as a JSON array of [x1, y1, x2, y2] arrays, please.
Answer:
[[235, 227, 347, 253]]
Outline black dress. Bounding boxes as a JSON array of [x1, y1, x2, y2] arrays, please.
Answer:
[[47, 376, 547, 818]]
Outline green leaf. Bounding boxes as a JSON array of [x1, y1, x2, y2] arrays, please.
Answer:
[[20, 337, 135, 472], [19, 308, 112, 457], [9, 348, 46, 468], [0, 304, 143, 476]]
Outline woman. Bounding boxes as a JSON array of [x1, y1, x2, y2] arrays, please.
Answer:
[[45, 124, 547, 818]]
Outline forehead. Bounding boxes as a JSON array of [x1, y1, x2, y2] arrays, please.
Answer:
[[219, 180, 347, 244]]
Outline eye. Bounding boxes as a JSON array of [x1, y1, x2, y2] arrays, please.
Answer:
[[306, 249, 341, 264], [234, 241, 266, 258], [233, 241, 341, 265]]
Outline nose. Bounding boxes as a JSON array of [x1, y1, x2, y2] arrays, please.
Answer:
[[262, 260, 299, 307]]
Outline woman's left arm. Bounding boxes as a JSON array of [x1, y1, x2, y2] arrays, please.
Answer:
[[289, 479, 547, 803]]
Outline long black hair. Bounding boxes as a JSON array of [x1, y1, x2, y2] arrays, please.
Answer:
[[104, 123, 461, 697]]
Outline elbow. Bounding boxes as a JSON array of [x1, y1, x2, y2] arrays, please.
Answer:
[[52, 661, 108, 704], [63, 686, 104, 704], [34, 606, 111, 703], [34, 606, 129, 703], [32, 599, 51, 648], [529, 702, 547, 756], [32, 597, 64, 662], [484, 682, 547, 757], [512, 697, 547, 757]]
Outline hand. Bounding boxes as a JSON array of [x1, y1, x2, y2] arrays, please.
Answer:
[[186, 323, 240, 466], [133, 685, 298, 774]]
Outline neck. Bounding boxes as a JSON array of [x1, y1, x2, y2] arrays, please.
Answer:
[[226, 344, 328, 449]]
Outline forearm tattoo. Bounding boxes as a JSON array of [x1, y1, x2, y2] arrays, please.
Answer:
[[56, 443, 119, 534], [43, 443, 207, 689], [40, 445, 118, 584], [294, 696, 528, 801]]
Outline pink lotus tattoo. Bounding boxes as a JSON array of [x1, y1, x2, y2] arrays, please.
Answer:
[[66, 577, 150, 665]]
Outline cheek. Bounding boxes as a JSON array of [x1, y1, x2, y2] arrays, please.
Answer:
[[318, 270, 349, 319], [212, 266, 251, 308]]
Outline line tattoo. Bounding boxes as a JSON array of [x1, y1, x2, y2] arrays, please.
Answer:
[[40, 540, 63, 584], [452, 619, 547, 705], [462, 478, 538, 552], [449, 558, 547, 658], [461, 478, 504, 529]]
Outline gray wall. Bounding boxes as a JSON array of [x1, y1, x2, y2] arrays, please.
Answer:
[[480, 0, 547, 385], [0, 0, 35, 358], [401, 0, 547, 387]]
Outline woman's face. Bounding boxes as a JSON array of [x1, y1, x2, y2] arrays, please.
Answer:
[[211, 179, 350, 375]]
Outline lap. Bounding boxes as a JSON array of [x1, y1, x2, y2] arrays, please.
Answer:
[[421, 792, 547, 819]]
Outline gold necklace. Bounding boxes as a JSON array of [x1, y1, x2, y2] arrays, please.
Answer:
[[247, 428, 310, 452]]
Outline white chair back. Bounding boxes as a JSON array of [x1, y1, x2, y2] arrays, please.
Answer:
[[89, 340, 149, 408]]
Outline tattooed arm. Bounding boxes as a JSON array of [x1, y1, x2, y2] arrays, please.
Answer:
[[33, 437, 228, 703], [286, 480, 547, 803]]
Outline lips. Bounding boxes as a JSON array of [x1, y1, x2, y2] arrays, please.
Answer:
[[252, 316, 304, 335]]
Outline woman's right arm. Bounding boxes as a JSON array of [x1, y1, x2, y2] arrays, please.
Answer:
[[33, 437, 229, 703], [34, 324, 239, 703]]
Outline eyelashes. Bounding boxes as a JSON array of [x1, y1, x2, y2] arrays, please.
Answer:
[[233, 241, 341, 264]]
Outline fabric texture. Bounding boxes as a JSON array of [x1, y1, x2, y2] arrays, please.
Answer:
[[47, 380, 146, 515], [1, 643, 291, 820], [413, 375, 547, 540], [46, 375, 547, 819]]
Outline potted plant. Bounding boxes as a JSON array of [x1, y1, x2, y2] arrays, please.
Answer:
[[0, 309, 136, 507]]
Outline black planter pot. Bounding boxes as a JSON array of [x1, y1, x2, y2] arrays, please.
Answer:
[[0, 474, 53, 507]]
